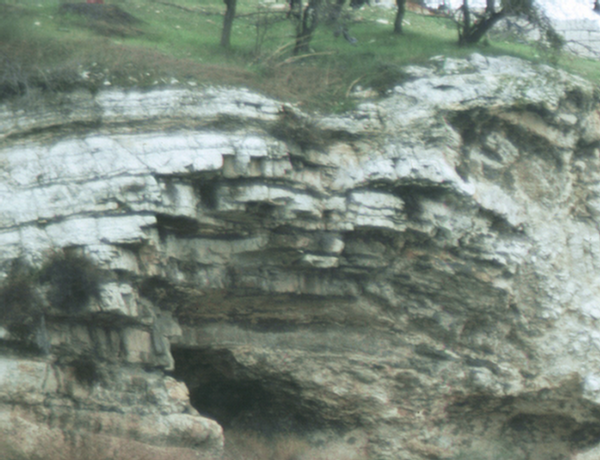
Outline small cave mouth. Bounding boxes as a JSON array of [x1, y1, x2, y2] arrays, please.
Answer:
[[446, 395, 600, 459], [171, 347, 329, 436]]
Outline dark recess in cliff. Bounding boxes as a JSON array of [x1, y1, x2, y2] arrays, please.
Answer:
[[171, 347, 337, 436]]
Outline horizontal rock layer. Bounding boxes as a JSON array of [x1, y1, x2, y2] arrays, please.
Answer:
[[2, 54, 600, 459]]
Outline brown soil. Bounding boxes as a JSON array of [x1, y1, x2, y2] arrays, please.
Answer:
[[59, 3, 139, 24], [58, 3, 142, 36]]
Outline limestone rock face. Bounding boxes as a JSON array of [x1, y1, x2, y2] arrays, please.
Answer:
[[2, 54, 600, 459]]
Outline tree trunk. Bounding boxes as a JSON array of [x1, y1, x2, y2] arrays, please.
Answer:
[[460, 0, 471, 42], [289, 0, 302, 19], [459, 11, 505, 44], [327, 0, 346, 24], [220, 0, 237, 48], [394, 0, 406, 34], [293, 0, 322, 55]]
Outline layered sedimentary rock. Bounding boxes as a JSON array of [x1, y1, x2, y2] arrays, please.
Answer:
[[2, 54, 600, 459]]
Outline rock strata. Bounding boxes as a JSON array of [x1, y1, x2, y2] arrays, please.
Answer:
[[2, 54, 600, 459]]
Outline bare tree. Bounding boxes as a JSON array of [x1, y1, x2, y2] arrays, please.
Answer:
[[292, 0, 324, 55], [394, 0, 407, 34], [221, 0, 238, 48], [457, 0, 506, 45], [456, 0, 558, 46]]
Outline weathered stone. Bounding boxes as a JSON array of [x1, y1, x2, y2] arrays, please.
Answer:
[[3, 54, 600, 459]]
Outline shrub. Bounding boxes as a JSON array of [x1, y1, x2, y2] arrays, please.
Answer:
[[0, 259, 53, 353], [0, 259, 41, 324], [71, 356, 103, 386], [40, 250, 102, 314], [0, 259, 45, 345]]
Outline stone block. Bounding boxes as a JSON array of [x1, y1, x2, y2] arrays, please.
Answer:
[[99, 283, 140, 317], [0, 358, 57, 404], [300, 254, 339, 268], [122, 328, 152, 364], [565, 30, 590, 41], [581, 110, 600, 144]]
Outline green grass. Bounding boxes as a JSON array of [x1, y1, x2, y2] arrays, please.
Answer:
[[1, 0, 599, 111]]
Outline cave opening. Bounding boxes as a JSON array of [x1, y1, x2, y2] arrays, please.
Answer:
[[170, 347, 328, 437], [446, 395, 600, 460]]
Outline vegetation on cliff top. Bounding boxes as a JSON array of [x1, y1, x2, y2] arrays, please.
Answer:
[[1, 0, 600, 111]]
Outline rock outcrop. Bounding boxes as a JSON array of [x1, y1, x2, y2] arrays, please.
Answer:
[[2, 54, 600, 459]]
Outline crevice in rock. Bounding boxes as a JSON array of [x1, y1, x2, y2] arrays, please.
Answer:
[[565, 89, 589, 112], [1, 119, 105, 143], [204, 115, 266, 133], [195, 178, 220, 210], [156, 213, 200, 237], [445, 109, 493, 145]]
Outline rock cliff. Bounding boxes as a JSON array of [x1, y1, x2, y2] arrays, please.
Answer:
[[2, 54, 600, 460]]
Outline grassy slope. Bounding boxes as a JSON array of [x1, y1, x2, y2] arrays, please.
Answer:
[[1, 0, 600, 111]]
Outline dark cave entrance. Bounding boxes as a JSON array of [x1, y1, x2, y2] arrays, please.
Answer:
[[446, 395, 600, 460], [170, 347, 327, 436]]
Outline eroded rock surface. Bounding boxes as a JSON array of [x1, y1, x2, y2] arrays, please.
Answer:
[[2, 54, 600, 459]]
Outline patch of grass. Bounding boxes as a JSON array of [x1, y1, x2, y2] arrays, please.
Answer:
[[270, 105, 330, 150], [58, 3, 143, 37], [0, 437, 32, 460], [0, 430, 217, 460], [0, 0, 600, 111], [452, 443, 527, 460], [223, 429, 368, 460]]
